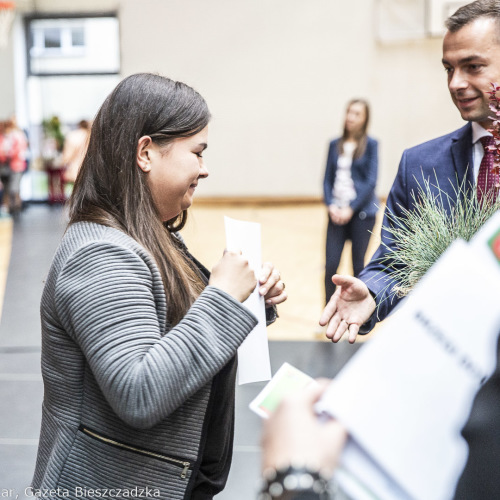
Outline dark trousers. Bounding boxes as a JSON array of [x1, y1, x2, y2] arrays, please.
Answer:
[[0, 163, 11, 208], [324, 212, 376, 303]]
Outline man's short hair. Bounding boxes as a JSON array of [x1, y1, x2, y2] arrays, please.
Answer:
[[445, 0, 500, 32]]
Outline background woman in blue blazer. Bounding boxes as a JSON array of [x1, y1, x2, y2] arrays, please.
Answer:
[[323, 99, 378, 303]]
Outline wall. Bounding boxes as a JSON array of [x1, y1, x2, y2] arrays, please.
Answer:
[[0, 26, 15, 119], [118, 0, 465, 197], [2, 0, 467, 197]]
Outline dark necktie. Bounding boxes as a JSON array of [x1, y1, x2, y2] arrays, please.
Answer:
[[477, 136, 498, 204]]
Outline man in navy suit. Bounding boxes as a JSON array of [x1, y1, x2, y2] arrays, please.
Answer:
[[320, 0, 500, 344]]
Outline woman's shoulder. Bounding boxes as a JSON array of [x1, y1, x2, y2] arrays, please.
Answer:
[[366, 136, 378, 146], [65, 221, 137, 246], [59, 222, 149, 264], [46, 222, 158, 291]]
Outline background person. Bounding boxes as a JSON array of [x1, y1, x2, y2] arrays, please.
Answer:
[[320, 0, 500, 344], [322, 99, 378, 304], [3, 117, 28, 215], [61, 119, 90, 185], [31, 73, 287, 499], [259, 380, 347, 500]]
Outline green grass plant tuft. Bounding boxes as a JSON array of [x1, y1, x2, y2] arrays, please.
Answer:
[[380, 174, 500, 298]]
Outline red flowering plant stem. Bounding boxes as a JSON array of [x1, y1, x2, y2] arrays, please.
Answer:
[[486, 82, 500, 188]]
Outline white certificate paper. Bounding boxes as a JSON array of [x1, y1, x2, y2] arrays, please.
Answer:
[[316, 211, 500, 500], [249, 362, 315, 418], [224, 216, 271, 385]]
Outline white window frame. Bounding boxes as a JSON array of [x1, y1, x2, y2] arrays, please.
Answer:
[[30, 22, 86, 57]]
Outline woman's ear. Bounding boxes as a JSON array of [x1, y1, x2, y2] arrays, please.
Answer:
[[137, 135, 153, 172]]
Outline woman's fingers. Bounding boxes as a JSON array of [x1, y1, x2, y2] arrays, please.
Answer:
[[259, 262, 274, 284], [257, 261, 287, 306], [263, 279, 285, 297], [264, 285, 287, 306], [259, 263, 281, 295]]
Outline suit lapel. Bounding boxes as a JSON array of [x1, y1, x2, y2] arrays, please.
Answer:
[[450, 123, 474, 187]]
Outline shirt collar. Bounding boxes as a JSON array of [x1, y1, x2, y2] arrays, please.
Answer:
[[471, 121, 492, 144]]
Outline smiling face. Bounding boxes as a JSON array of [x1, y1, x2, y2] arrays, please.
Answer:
[[137, 126, 209, 221], [442, 17, 500, 129]]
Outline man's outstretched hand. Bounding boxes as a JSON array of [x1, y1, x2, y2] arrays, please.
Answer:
[[319, 275, 376, 343]]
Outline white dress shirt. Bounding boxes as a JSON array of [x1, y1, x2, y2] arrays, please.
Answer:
[[471, 121, 493, 182]]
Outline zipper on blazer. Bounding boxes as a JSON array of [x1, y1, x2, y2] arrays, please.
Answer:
[[80, 426, 191, 479]]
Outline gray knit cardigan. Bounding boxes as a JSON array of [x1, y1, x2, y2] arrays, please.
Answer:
[[32, 222, 259, 499]]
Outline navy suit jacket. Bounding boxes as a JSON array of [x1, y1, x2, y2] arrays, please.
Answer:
[[323, 136, 379, 216], [358, 123, 475, 330]]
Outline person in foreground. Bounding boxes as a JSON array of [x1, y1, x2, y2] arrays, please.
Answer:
[[31, 73, 287, 499], [259, 381, 346, 500], [320, 0, 500, 344], [323, 99, 378, 304], [258, 333, 500, 499]]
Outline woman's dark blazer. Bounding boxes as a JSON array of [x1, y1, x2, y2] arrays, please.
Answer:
[[323, 136, 379, 217]]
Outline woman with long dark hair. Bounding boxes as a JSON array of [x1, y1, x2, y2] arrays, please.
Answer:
[[323, 99, 378, 303], [31, 73, 286, 499]]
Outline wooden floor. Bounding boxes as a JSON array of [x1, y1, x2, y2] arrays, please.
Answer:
[[0, 202, 385, 341], [0, 217, 13, 324], [182, 201, 385, 340]]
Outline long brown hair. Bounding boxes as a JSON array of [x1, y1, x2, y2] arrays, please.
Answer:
[[337, 98, 370, 160], [68, 73, 211, 326]]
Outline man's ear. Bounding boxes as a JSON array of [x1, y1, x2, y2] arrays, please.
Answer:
[[137, 135, 153, 172]]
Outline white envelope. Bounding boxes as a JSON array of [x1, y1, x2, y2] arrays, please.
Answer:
[[225, 216, 271, 385]]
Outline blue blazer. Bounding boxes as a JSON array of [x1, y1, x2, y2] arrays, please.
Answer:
[[359, 123, 474, 330], [323, 136, 379, 217]]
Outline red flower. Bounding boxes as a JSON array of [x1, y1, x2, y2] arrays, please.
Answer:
[[487, 82, 500, 193]]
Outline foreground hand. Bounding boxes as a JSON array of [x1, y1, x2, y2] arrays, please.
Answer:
[[261, 380, 347, 478], [259, 262, 287, 307], [319, 275, 376, 343], [209, 251, 257, 303]]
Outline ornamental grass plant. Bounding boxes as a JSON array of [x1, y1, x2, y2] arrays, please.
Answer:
[[381, 177, 500, 299]]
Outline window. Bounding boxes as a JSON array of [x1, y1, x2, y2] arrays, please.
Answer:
[[43, 28, 61, 49], [30, 22, 86, 56], [26, 14, 119, 76], [71, 27, 85, 47], [375, 0, 469, 42]]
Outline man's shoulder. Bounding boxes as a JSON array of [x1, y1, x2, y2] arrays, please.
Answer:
[[404, 123, 471, 157]]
